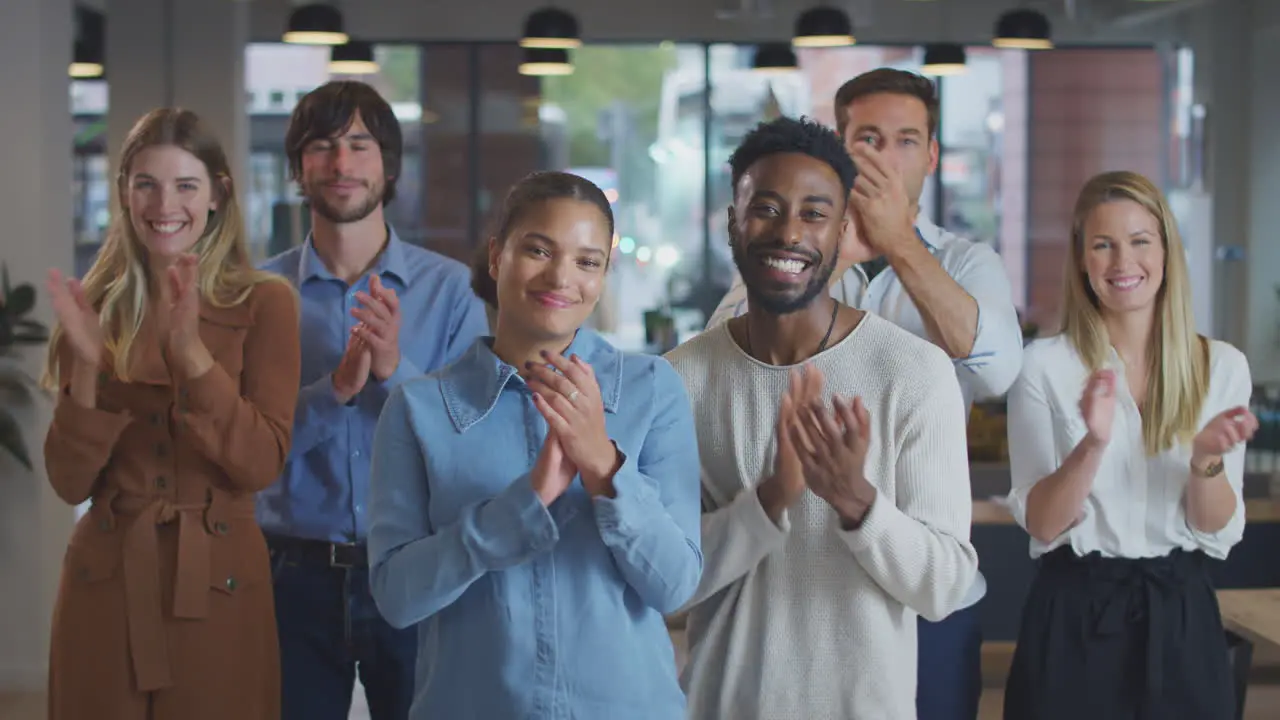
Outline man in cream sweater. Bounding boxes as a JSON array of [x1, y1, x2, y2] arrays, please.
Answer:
[[665, 116, 977, 720]]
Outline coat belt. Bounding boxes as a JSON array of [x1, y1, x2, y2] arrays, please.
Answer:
[[95, 491, 256, 692]]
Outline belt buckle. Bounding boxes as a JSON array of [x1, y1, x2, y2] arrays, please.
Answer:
[[328, 542, 358, 568]]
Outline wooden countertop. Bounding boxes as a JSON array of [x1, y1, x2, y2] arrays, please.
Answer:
[[973, 498, 1280, 525], [1218, 588, 1280, 652]]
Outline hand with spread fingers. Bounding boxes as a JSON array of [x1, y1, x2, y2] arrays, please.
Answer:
[[46, 268, 104, 367], [351, 274, 403, 381], [524, 350, 621, 496], [848, 143, 917, 259], [788, 387, 877, 529], [1193, 406, 1259, 461]]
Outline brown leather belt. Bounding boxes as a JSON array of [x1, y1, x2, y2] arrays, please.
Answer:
[[91, 489, 256, 693]]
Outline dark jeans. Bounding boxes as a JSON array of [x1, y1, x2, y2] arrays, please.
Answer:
[[917, 602, 983, 720], [269, 540, 418, 720]]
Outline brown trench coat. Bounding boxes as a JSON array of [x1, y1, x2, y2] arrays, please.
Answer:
[[43, 280, 301, 720]]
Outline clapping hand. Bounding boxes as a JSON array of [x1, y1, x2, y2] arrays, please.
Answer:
[[331, 327, 373, 404], [788, 377, 877, 528], [1193, 407, 1259, 459], [848, 143, 917, 259], [525, 351, 620, 496], [1079, 369, 1117, 448], [351, 274, 403, 382], [530, 431, 578, 506], [46, 268, 103, 367]]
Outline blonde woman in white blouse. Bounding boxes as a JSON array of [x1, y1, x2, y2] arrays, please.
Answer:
[[1003, 171, 1258, 720]]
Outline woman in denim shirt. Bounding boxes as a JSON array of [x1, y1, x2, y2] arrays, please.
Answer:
[[366, 171, 703, 719]]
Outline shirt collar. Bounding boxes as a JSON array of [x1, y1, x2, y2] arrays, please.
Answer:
[[914, 213, 952, 253], [439, 327, 625, 433], [296, 224, 410, 288]]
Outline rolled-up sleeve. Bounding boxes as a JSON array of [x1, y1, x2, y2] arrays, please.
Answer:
[[949, 243, 1023, 400]]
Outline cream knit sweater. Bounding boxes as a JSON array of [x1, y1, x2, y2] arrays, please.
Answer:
[[664, 312, 979, 720]]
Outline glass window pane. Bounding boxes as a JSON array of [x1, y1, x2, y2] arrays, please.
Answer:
[[937, 48, 1029, 308]]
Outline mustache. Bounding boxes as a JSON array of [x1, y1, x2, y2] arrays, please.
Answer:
[[745, 238, 822, 265]]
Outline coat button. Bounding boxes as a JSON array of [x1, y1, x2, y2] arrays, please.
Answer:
[[98, 518, 111, 531], [156, 443, 168, 458], [225, 576, 236, 591], [155, 476, 167, 489], [97, 371, 109, 385], [214, 521, 229, 536]]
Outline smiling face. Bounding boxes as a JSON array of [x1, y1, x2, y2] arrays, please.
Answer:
[[1080, 198, 1166, 316], [490, 198, 611, 343], [298, 111, 386, 224], [124, 144, 219, 263], [730, 152, 848, 315]]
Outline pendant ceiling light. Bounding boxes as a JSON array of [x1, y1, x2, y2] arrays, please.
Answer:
[[70, 8, 105, 79], [520, 7, 582, 49], [519, 48, 574, 77], [992, 8, 1053, 50], [752, 43, 798, 74], [329, 41, 379, 75], [283, 4, 349, 46], [921, 43, 967, 76], [793, 6, 855, 48]]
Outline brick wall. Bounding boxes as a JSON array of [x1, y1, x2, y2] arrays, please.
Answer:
[[1024, 48, 1165, 331]]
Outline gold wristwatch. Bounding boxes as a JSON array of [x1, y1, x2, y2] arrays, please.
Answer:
[[1191, 456, 1225, 477]]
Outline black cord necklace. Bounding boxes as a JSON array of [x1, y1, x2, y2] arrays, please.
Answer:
[[744, 300, 841, 360]]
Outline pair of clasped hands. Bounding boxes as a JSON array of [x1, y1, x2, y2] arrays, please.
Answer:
[[521, 351, 622, 507], [764, 365, 879, 529], [1078, 369, 1259, 464], [332, 274, 405, 404], [47, 255, 209, 381]]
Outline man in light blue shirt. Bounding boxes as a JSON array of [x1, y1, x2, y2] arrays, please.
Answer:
[[707, 69, 1024, 720], [258, 80, 489, 720]]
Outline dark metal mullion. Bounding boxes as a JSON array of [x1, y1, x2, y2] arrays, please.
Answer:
[[932, 75, 945, 224], [701, 44, 713, 295], [467, 44, 481, 251]]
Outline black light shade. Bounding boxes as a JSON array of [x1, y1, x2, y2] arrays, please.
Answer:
[[921, 43, 966, 76], [520, 8, 582, 49], [519, 48, 574, 76], [70, 8, 105, 79], [993, 8, 1052, 50], [793, 6, 855, 48], [752, 43, 798, 73], [329, 41, 379, 74], [283, 4, 349, 45]]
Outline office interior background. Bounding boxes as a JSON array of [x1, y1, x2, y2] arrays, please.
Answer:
[[5, 0, 1280, 717]]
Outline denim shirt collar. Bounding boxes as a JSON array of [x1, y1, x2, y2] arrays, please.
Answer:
[[440, 327, 624, 433], [296, 224, 410, 289]]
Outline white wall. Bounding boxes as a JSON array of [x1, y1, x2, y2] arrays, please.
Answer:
[[0, 0, 76, 691]]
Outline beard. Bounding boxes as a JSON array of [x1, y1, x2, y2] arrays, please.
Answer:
[[731, 236, 837, 315], [304, 178, 383, 224]]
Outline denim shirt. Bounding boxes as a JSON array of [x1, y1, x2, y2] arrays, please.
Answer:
[[366, 328, 703, 720], [257, 229, 490, 542]]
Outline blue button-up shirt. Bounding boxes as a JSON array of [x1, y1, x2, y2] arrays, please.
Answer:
[[257, 229, 490, 542], [366, 328, 703, 719]]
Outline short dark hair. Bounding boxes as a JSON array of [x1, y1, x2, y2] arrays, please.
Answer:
[[471, 171, 615, 308], [728, 116, 857, 198], [285, 80, 403, 205], [833, 68, 939, 140]]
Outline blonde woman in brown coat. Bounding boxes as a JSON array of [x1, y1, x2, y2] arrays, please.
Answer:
[[40, 107, 301, 720]]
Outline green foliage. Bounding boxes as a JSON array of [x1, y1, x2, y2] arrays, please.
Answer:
[[0, 263, 50, 470], [375, 46, 421, 104], [540, 45, 678, 168]]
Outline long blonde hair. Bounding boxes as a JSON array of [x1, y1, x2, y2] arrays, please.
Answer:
[[42, 108, 286, 388], [1060, 170, 1209, 455]]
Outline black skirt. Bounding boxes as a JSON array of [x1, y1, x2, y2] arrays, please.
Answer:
[[1003, 546, 1235, 720]]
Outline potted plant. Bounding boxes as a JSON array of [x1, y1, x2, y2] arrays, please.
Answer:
[[0, 263, 51, 469]]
